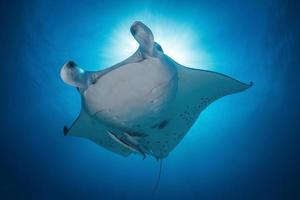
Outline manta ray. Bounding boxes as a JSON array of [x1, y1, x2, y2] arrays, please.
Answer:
[[60, 21, 252, 160]]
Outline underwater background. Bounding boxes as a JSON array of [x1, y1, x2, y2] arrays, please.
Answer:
[[1, 0, 299, 199]]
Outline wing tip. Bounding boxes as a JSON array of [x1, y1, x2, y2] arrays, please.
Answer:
[[63, 126, 69, 136], [238, 81, 253, 93], [244, 81, 253, 90]]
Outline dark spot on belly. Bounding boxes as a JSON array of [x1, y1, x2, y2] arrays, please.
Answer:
[[158, 120, 168, 129], [151, 120, 168, 130], [126, 131, 148, 137]]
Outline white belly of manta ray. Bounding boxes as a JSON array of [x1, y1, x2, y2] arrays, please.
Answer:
[[60, 21, 252, 160], [85, 57, 177, 127]]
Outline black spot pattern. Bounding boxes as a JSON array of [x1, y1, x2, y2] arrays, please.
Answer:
[[138, 97, 218, 158], [151, 120, 169, 130], [178, 97, 217, 125]]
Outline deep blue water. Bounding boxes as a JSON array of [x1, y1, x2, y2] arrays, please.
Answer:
[[1, 0, 300, 199]]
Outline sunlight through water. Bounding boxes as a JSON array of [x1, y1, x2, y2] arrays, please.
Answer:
[[100, 12, 211, 70]]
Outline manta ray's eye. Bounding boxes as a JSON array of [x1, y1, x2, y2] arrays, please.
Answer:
[[67, 61, 76, 68], [130, 27, 136, 36]]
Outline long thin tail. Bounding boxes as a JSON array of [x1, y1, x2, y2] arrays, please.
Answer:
[[152, 159, 163, 196]]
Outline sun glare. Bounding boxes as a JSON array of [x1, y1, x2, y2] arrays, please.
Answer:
[[101, 12, 211, 70]]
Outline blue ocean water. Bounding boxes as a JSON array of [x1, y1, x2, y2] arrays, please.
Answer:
[[1, 0, 299, 199]]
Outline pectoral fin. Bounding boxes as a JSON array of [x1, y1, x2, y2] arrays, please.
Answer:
[[63, 109, 134, 157]]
